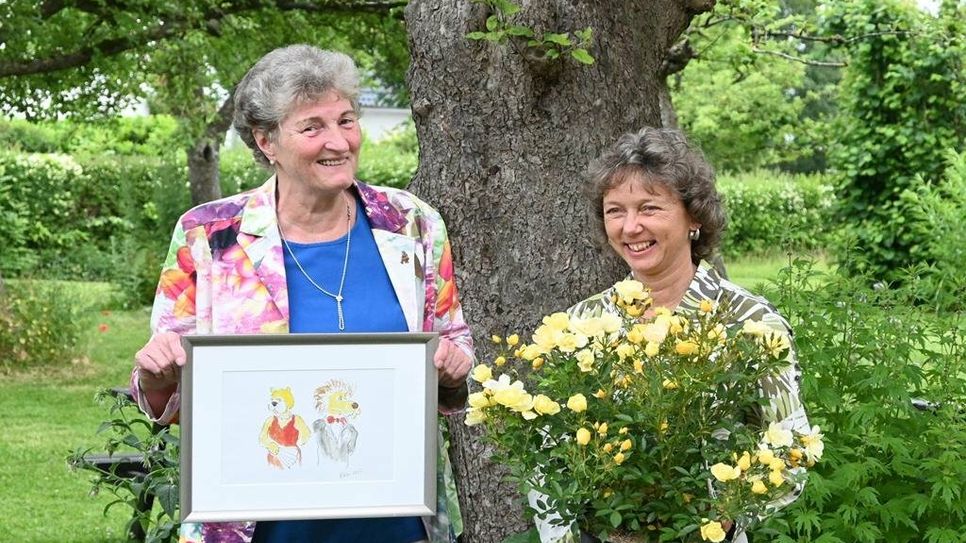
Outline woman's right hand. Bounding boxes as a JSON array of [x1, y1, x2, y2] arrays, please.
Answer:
[[135, 331, 186, 390]]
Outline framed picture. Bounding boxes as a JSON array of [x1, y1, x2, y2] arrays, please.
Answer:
[[179, 332, 439, 523]]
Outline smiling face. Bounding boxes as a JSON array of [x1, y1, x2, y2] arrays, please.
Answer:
[[254, 91, 361, 198], [602, 176, 699, 283]]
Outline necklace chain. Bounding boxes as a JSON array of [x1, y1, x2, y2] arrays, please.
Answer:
[[278, 198, 352, 331]]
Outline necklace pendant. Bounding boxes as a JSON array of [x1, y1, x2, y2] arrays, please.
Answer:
[[335, 294, 343, 302]]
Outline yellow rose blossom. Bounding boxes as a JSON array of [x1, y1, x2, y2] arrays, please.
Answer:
[[800, 425, 825, 460], [669, 316, 687, 335], [769, 469, 785, 487], [700, 520, 727, 542], [490, 334, 502, 344], [600, 313, 623, 334], [613, 452, 626, 465], [576, 349, 595, 372], [506, 334, 519, 346], [757, 446, 776, 465], [675, 340, 699, 356], [522, 410, 538, 420], [520, 344, 543, 361], [532, 324, 559, 352], [619, 427, 629, 435], [576, 428, 591, 446], [659, 419, 669, 432], [471, 364, 493, 383], [662, 378, 679, 390], [598, 423, 608, 436], [742, 319, 770, 337], [620, 439, 633, 452], [556, 333, 581, 353], [468, 392, 490, 409], [654, 306, 672, 317], [762, 330, 791, 357], [769, 457, 785, 471], [699, 299, 714, 313], [626, 324, 647, 344], [603, 443, 613, 453], [642, 320, 670, 344], [633, 359, 644, 374], [789, 448, 804, 464], [764, 422, 794, 448], [533, 394, 561, 415], [644, 341, 660, 357], [710, 463, 741, 482], [542, 312, 571, 332], [464, 408, 487, 426], [531, 357, 545, 370], [613, 279, 647, 304], [737, 451, 751, 471], [593, 388, 608, 399], [566, 393, 588, 413], [616, 343, 635, 360], [751, 478, 768, 494], [494, 356, 507, 367]]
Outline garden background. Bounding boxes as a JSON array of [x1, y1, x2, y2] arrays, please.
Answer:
[[0, 0, 963, 542]]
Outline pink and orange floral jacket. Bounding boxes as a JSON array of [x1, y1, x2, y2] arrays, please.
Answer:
[[131, 176, 473, 543]]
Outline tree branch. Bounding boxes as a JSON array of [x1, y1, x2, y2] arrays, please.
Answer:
[[750, 47, 846, 67], [1, 0, 406, 78]]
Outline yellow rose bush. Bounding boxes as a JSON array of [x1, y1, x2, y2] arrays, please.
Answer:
[[468, 281, 824, 541]]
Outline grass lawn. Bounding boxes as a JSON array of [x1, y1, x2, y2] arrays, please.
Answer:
[[726, 252, 830, 292], [0, 288, 151, 542]]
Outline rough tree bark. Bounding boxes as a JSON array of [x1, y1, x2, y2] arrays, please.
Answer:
[[406, 1, 712, 541], [185, 94, 236, 206]]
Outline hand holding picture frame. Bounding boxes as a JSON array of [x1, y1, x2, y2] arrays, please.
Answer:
[[179, 332, 439, 523]]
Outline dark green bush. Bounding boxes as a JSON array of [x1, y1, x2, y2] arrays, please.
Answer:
[[0, 279, 93, 371], [717, 171, 837, 257], [357, 121, 418, 189], [825, 0, 965, 280], [752, 258, 966, 543]]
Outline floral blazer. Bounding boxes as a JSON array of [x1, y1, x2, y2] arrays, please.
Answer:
[[130, 176, 474, 543], [534, 261, 810, 542]]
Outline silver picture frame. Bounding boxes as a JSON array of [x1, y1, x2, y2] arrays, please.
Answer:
[[179, 332, 439, 523]]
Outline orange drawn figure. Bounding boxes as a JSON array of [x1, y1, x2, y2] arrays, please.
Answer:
[[258, 387, 311, 469]]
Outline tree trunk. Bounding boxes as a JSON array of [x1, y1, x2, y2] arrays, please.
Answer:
[[187, 137, 222, 206], [406, 2, 706, 541]]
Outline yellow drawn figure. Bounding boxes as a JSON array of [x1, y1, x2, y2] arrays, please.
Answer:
[[258, 387, 311, 469]]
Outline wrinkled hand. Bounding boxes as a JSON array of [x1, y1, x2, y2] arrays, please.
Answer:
[[434, 338, 471, 389], [135, 331, 186, 390]]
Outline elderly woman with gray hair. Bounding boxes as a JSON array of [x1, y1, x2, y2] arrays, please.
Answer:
[[131, 44, 474, 543], [533, 128, 811, 543]]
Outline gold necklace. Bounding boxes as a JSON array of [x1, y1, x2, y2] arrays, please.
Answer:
[[278, 198, 352, 331]]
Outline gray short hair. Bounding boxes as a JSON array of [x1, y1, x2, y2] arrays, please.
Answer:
[[232, 45, 361, 168], [585, 127, 726, 264]]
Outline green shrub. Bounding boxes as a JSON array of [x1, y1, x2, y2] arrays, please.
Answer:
[[717, 171, 837, 257], [357, 121, 418, 189], [751, 258, 966, 542], [0, 116, 181, 157], [0, 279, 93, 371]]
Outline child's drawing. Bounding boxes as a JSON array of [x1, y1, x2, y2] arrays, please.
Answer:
[[258, 387, 311, 469], [312, 379, 361, 466]]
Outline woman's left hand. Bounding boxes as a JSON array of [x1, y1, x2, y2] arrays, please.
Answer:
[[434, 338, 471, 389]]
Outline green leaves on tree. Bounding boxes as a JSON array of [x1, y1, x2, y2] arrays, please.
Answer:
[[467, 0, 595, 65]]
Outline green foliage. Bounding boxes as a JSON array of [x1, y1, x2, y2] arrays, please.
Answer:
[[753, 257, 966, 542], [467, 0, 595, 64], [674, 0, 842, 173], [0, 279, 92, 371], [358, 121, 419, 189], [892, 149, 966, 312], [68, 390, 179, 543], [824, 0, 966, 280], [717, 171, 837, 257]]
